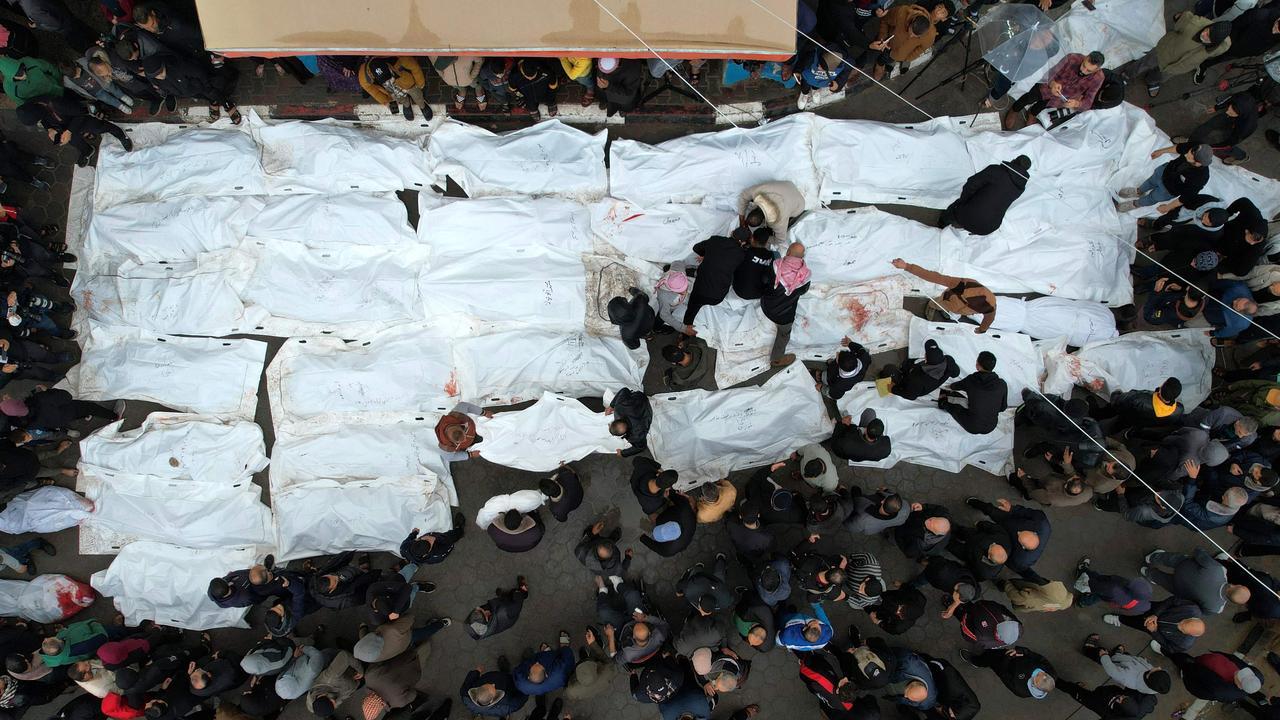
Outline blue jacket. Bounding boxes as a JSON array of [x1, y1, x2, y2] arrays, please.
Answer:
[[776, 602, 833, 651], [1178, 481, 1237, 531], [889, 647, 938, 710], [512, 647, 574, 696], [1205, 281, 1254, 339], [460, 670, 529, 717], [798, 52, 853, 91]]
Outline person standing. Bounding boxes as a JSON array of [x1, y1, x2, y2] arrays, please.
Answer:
[[1140, 548, 1250, 615], [939, 156, 1031, 236], [1189, 93, 1258, 163], [960, 646, 1057, 701], [762, 241, 811, 367], [1104, 597, 1206, 654], [738, 180, 806, 244], [1080, 633, 1173, 696], [732, 228, 775, 301], [684, 228, 748, 334], [640, 492, 697, 557], [939, 352, 1008, 435]]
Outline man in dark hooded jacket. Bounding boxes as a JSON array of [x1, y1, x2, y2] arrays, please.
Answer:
[[879, 339, 961, 401], [608, 387, 652, 458], [939, 352, 1008, 435], [921, 654, 981, 720], [684, 228, 748, 332], [608, 288, 655, 350], [940, 156, 1031, 236]]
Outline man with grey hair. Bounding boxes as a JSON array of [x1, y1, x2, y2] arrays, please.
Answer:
[[1188, 405, 1260, 452], [1180, 459, 1250, 531], [1141, 547, 1252, 614]]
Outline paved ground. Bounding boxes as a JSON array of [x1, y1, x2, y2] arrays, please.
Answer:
[[3, 1, 1280, 720]]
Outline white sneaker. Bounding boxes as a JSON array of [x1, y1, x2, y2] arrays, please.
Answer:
[[1118, 188, 1141, 199], [1144, 549, 1164, 565], [1103, 614, 1121, 627], [1115, 200, 1138, 213], [1149, 640, 1164, 655], [797, 92, 810, 110]]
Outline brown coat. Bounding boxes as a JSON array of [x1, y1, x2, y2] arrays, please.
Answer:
[[877, 5, 938, 63]]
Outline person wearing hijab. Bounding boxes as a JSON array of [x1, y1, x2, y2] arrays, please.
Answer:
[[891, 258, 996, 332], [594, 57, 644, 116], [879, 339, 960, 400], [654, 267, 692, 330], [762, 242, 811, 367]]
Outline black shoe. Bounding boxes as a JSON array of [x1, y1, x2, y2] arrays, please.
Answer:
[[452, 512, 465, 530], [497, 654, 511, 674], [1267, 651, 1280, 675], [50, 273, 70, 289], [148, 98, 162, 115], [415, 581, 436, 594], [163, 95, 176, 112], [964, 497, 982, 510], [29, 179, 50, 191], [421, 103, 433, 121], [31, 156, 51, 168], [121, 138, 133, 152], [1267, 129, 1280, 151], [24, 558, 36, 576], [1192, 68, 1206, 85], [403, 103, 414, 121], [847, 624, 863, 648], [959, 649, 977, 666], [263, 553, 275, 570], [59, 253, 76, 264], [548, 699, 563, 718], [38, 540, 55, 556]]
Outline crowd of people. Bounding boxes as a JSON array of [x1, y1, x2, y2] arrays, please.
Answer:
[[0, 0, 1278, 720]]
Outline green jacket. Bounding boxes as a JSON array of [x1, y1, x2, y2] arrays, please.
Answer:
[[1216, 380, 1280, 427], [1155, 13, 1231, 76], [40, 620, 108, 667], [0, 55, 64, 105]]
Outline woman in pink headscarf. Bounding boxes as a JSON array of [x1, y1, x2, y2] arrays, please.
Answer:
[[654, 266, 692, 330], [761, 242, 812, 368]]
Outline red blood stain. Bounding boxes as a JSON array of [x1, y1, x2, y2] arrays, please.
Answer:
[[54, 581, 96, 619], [842, 297, 871, 332], [443, 370, 459, 398]]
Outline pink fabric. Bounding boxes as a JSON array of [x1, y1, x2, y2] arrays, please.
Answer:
[[773, 257, 811, 295], [657, 270, 689, 294], [1, 398, 28, 417]]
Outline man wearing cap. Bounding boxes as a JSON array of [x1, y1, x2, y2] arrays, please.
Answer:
[[791, 546, 849, 602], [894, 503, 952, 559], [738, 180, 806, 245], [484, 507, 546, 554], [1141, 547, 1251, 615], [304, 650, 363, 716], [881, 338, 961, 400], [1083, 634, 1173, 697], [1217, 197, 1269, 276], [832, 408, 892, 462], [753, 557, 794, 608], [683, 228, 749, 335], [868, 586, 926, 635], [962, 645, 1057, 700], [464, 577, 528, 641], [939, 156, 1031, 236], [1169, 650, 1264, 702], [1117, 143, 1213, 214], [676, 553, 735, 616], [953, 599, 1022, 650], [641, 491, 697, 557], [804, 489, 856, 540]]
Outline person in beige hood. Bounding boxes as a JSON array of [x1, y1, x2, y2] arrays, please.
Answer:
[[429, 56, 486, 112], [738, 180, 806, 244], [306, 650, 364, 717]]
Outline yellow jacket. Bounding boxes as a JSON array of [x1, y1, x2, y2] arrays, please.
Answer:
[[358, 57, 426, 106], [559, 57, 593, 80]]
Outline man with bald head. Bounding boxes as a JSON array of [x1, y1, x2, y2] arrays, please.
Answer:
[[761, 241, 811, 368], [1106, 596, 1206, 654], [1142, 547, 1251, 615], [966, 497, 1052, 583], [948, 517, 1011, 583], [895, 503, 953, 560]]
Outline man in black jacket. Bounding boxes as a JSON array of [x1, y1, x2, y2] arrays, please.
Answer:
[[1093, 377, 1184, 433], [831, 408, 891, 462], [920, 654, 980, 720], [595, 58, 644, 116], [940, 156, 1031, 236], [816, 337, 871, 401], [939, 351, 1008, 434], [465, 577, 528, 640], [1118, 143, 1212, 215], [641, 492, 697, 557], [684, 228, 748, 333], [607, 288, 655, 350], [629, 456, 676, 515], [1190, 93, 1258, 164], [733, 228, 775, 300], [965, 498, 1051, 583], [608, 387, 652, 458], [540, 464, 583, 522], [1216, 197, 1268, 276], [895, 503, 952, 559], [1060, 680, 1157, 718], [1167, 650, 1264, 702], [881, 339, 960, 401], [1196, 7, 1280, 79], [948, 519, 1010, 582], [762, 242, 811, 367], [960, 646, 1056, 700]]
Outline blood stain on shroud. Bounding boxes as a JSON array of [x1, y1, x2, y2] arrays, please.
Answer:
[[842, 296, 871, 332], [443, 370, 460, 398]]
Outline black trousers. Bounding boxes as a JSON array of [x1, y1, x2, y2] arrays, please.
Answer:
[[1011, 86, 1050, 116], [682, 290, 726, 327]]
